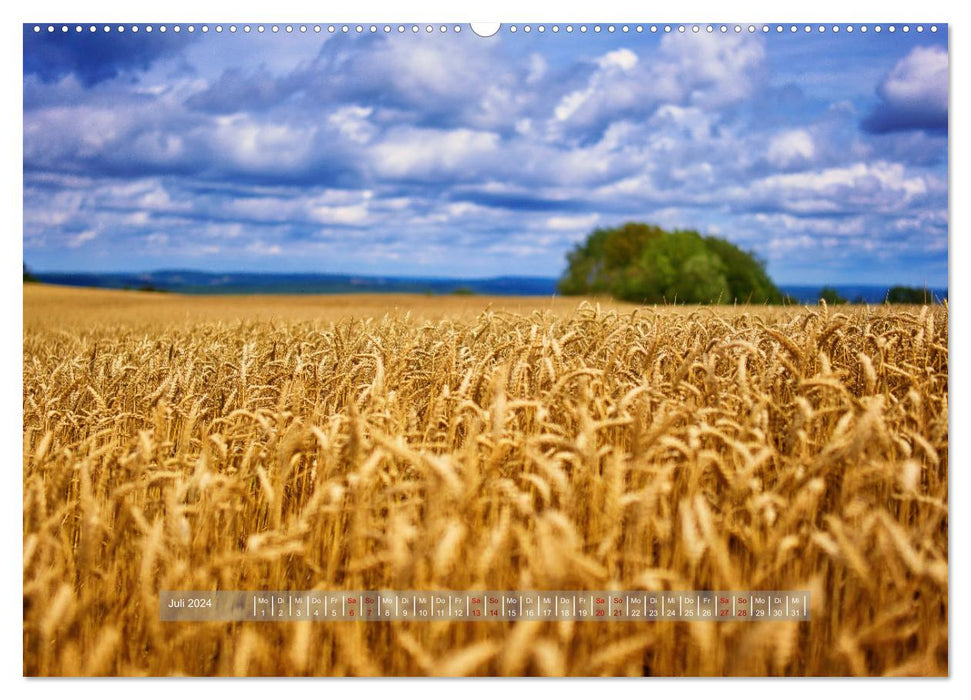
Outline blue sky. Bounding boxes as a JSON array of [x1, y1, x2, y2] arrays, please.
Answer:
[[23, 24, 948, 285]]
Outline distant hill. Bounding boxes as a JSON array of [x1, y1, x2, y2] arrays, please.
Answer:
[[31, 270, 560, 296], [29, 270, 946, 304]]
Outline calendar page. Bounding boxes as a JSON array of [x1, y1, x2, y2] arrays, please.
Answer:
[[22, 18, 948, 678]]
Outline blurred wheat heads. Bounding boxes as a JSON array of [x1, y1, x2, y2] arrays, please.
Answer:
[[23, 300, 947, 676]]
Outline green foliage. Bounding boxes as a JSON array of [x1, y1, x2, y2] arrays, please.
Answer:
[[557, 222, 783, 304], [450, 286, 476, 296], [818, 286, 847, 305], [701, 236, 783, 304], [23, 263, 39, 283], [885, 286, 935, 304], [557, 222, 665, 296]]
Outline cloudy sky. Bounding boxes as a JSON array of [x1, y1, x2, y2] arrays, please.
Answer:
[[23, 24, 948, 285]]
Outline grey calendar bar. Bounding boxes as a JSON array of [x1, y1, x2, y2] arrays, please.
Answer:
[[160, 590, 810, 621]]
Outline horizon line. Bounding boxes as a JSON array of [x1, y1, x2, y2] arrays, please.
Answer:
[[26, 267, 948, 290]]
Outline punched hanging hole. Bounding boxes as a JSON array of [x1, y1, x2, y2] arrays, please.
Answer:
[[470, 23, 501, 37]]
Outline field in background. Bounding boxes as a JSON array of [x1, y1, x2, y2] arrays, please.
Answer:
[[23, 285, 948, 676], [23, 283, 639, 327]]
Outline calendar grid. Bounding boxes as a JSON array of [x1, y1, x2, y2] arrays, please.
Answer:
[[161, 590, 810, 622]]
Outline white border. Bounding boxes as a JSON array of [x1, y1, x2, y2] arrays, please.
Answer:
[[4, 1, 963, 697]]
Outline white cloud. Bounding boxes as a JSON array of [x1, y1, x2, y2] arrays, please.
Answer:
[[245, 241, 282, 256], [308, 204, 370, 225], [757, 162, 928, 197], [863, 45, 948, 134], [554, 88, 593, 123], [212, 115, 317, 172], [747, 161, 940, 214], [327, 106, 376, 145], [67, 230, 98, 248], [651, 105, 716, 141], [526, 53, 548, 84], [371, 127, 500, 178], [550, 33, 765, 135], [880, 46, 948, 113], [653, 32, 766, 108], [767, 129, 816, 168], [750, 212, 867, 237], [545, 214, 600, 231], [597, 49, 638, 71], [144, 232, 169, 248]]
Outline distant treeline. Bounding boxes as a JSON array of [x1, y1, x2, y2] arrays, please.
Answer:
[[817, 285, 943, 305]]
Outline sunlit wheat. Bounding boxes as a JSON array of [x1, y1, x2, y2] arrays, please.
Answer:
[[23, 287, 948, 676]]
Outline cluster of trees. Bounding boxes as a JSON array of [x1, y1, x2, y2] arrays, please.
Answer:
[[122, 285, 166, 293], [818, 286, 848, 305], [558, 222, 784, 304], [819, 285, 940, 305], [885, 286, 939, 304]]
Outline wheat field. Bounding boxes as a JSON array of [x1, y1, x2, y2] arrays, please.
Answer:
[[22, 284, 948, 676]]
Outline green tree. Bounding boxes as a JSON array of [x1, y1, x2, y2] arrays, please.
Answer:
[[818, 286, 847, 305], [701, 236, 783, 303], [885, 286, 934, 304], [23, 263, 38, 283], [623, 230, 730, 303], [558, 222, 783, 304], [557, 222, 665, 296]]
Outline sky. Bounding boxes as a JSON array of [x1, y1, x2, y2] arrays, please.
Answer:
[[23, 24, 948, 286]]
